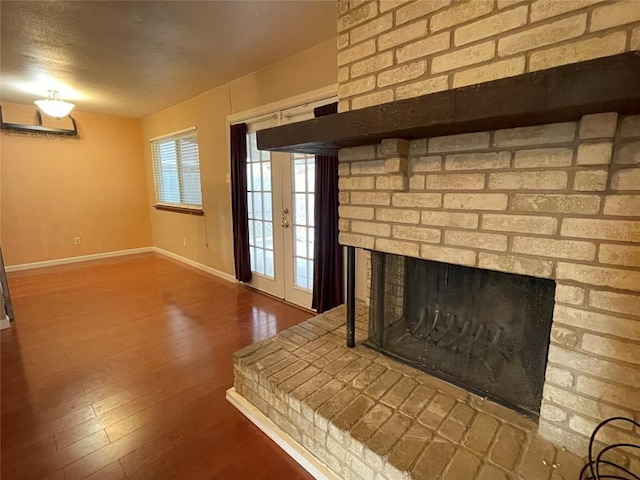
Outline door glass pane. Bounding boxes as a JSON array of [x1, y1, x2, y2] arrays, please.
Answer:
[[291, 152, 316, 291], [246, 132, 275, 279]]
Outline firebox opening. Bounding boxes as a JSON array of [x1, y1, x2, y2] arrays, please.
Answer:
[[365, 252, 556, 418]]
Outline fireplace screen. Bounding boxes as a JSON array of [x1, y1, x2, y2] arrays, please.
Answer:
[[365, 252, 555, 417]]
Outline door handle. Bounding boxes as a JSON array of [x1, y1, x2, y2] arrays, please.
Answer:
[[281, 219, 290, 228]]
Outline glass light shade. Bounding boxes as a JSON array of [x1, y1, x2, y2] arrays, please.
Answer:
[[34, 90, 75, 118]]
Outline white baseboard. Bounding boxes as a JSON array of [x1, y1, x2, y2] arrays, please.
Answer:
[[5, 247, 154, 272], [226, 388, 339, 480], [0, 317, 10, 330], [152, 247, 237, 284]]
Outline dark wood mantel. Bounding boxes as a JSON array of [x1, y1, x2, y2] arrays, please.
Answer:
[[257, 52, 640, 156]]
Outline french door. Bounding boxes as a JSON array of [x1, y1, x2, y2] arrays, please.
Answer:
[[246, 132, 315, 309]]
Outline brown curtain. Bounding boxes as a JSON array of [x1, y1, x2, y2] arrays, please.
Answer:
[[312, 102, 343, 312], [230, 123, 252, 282]]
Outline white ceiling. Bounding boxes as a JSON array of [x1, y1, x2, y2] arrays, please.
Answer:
[[0, 1, 336, 118]]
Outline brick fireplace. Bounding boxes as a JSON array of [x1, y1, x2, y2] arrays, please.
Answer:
[[337, 113, 640, 458]]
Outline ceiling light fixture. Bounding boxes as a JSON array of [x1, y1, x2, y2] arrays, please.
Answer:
[[34, 90, 75, 118]]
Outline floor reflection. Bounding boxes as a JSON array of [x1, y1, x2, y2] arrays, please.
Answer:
[[251, 306, 277, 342]]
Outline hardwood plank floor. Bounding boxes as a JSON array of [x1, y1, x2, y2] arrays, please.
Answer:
[[1, 253, 314, 479]]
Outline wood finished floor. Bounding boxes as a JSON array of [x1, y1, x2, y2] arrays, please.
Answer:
[[1, 253, 314, 480]]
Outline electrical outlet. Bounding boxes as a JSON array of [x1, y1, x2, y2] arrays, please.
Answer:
[[225, 173, 230, 183], [183, 238, 187, 247], [74, 237, 81, 245]]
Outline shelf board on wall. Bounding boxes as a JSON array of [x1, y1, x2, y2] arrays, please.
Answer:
[[256, 52, 640, 156]]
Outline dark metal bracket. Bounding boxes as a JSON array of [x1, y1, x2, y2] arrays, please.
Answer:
[[0, 105, 78, 137]]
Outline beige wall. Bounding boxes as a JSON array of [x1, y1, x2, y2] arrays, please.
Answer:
[[1, 103, 152, 266], [141, 38, 338, 276]]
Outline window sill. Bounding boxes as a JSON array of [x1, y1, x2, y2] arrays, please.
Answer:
[[154, 204, 204, 216]]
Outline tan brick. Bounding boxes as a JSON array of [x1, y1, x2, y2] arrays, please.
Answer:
[[621, 115, 640, 138], [555, 284, 585, 305], [445, 151, 511, 171], [379, 0, 412, 13], [377, 207, 420, 224], [421, 245, 476, 266], [494, 122, 576, 147], [351, 160, 385, 175], [574, 169, 607, 191], [582, 334, 640, 365], [338, 163, 351, 177], [543, 383, 631, 421], [512, 236, 596, 261], [432, 40, 495, 74], [351, 221, 391, 237], [590, 1, 640, 31], [396, 76, 449, 99], [339, 176, 376, 191], [350, 403, 393, 444], [633, 26, 640, 50], [444, 448, 482, 480], [561, 218, 640, 242], [392, 193, 442, 208], [338, 66, 349, 83], [550, 325, 579, 347], [376, 238, 420, 257], [409, 174, 425, 190], [459, 57, 519, 88], [429, 132, 491, 153], [338, 205, 374, 220], [339, 145, 376, 162], [396, 32, 450, 64], [388, 173, 408, 190], [378, 20, 428, 51], [579, 112, 618, 139], [338, 99, 349, 113], [350, 192, 390, 206], [611, 167, 640, 190], [576, 142, 613, 165], [378, 61, 426, 88], [338, 40, 376, 66], [393, 225, 441, 243], [351, 52, 394, 78], [588, 290, 640, 318], [338, 2, 378, 32], [540, 402, 568, 422], [499, 13, 587, 56], [339, 75, 376, 98], [529, 31, 627, 71], [482, 214, 557, 235], [599, 244, 640, 268], [463, 413, 500, 454], [604, 194, 640, 217], [446, 230, 508, 251], [411, 156, 442, 173], [395, 0, 451, 25], [514, 148, 573, 169], [477, 464, 510, 480], [423, 210, 479, 229], [512, 194, 600, 214], [531, 0, 605, 22], [350, 14, 393, 45], [339, 232, 375, 249], [491, 424, 526, 470], [338, 218, 350, 232], [430, 0, 494, 32], [489, 171, 568, 190], [381, 376, 417, 409], [614, 142, 640, 165], [426, 172, 486, 190], [410, 139, 427, 156], [340, 190, 350, 205], [367, 413, 411, 456], [338, 33, 349, 50], [560, 262, 640, 295], [444, 193, 508, 210], [479, 252, 554, 277], [545, 364, 575, 388], [380, 138, 410, 157], [554, 304, 640, 341], [577, 376, 639, 410], [399, 384, 435, 417], [352, 362, 386, 390], [568, 415, 640, 448], [412, 438, 456, 478], [387, 423, 433, 473], [455, 5, 528, 46], [352, 89, 394, 109]]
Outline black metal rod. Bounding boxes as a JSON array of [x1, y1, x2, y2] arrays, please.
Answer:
[[346, 246, 356, 348]]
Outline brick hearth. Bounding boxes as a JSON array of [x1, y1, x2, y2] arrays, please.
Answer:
[[233, 304, 590, 480]]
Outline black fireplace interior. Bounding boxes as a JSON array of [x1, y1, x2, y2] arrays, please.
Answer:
[[365, 252, 556, 418]]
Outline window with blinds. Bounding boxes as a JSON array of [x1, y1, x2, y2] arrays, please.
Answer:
[[151, 127, 202, 209]]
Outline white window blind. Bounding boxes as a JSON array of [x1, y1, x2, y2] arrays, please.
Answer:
[[151, 127, 202, 209]]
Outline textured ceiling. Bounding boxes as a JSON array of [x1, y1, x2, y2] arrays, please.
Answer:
[[0, 1, 336, 118]]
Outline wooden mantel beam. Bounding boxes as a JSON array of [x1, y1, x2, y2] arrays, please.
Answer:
[[257, 52, 640, 156]]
